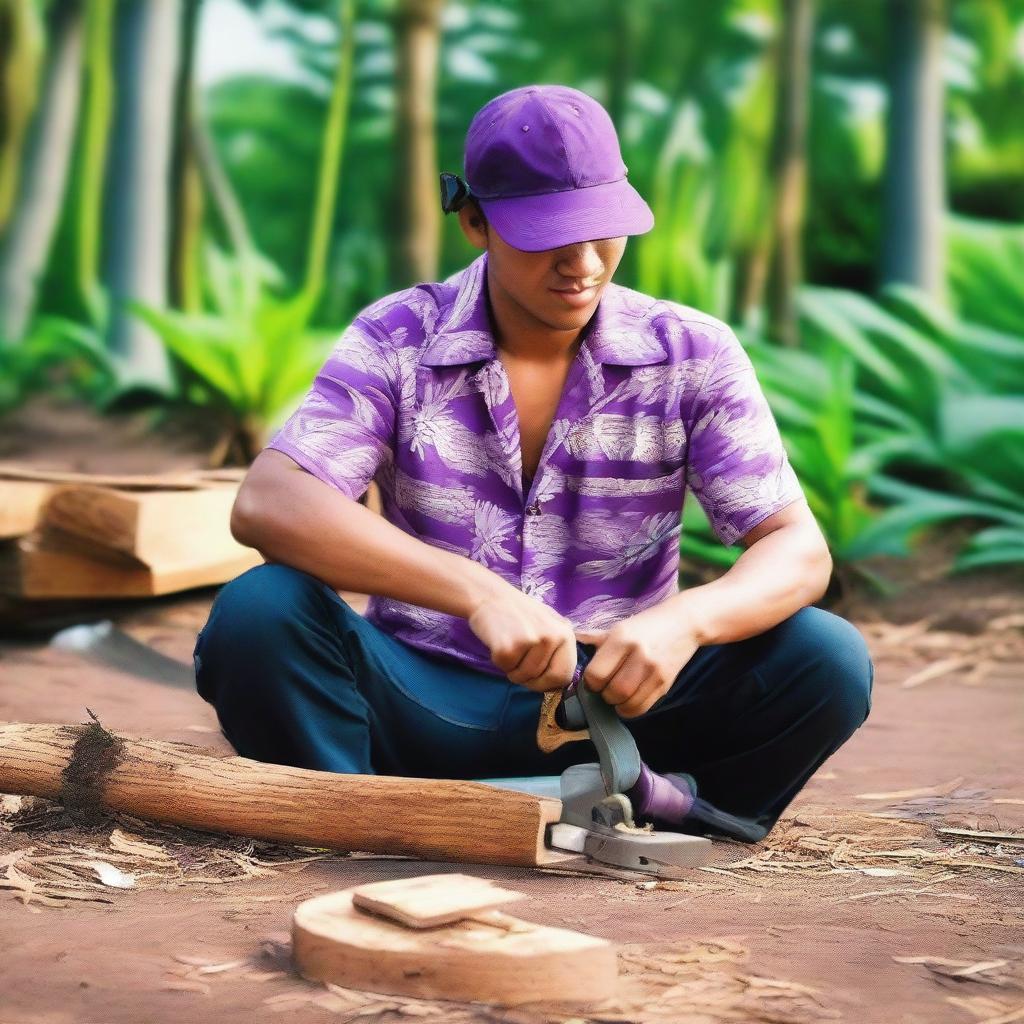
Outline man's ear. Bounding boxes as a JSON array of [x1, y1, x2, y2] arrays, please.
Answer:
[[457, 201, 488, 249]]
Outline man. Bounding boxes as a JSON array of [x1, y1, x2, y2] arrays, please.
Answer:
[[194, 85, 873, 839]]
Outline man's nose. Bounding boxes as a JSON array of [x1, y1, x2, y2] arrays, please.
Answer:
[[556, 242, 603, 280]]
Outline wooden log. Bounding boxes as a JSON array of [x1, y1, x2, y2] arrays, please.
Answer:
[[293, 884, 617, 1005], [0, 721, 568, 867], [41, 484, 250, 567]]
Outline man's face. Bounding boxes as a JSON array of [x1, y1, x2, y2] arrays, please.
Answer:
[[459, 204, 627, 336]]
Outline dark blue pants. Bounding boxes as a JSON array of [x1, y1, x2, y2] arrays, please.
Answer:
[[194, 563, 873, 836]]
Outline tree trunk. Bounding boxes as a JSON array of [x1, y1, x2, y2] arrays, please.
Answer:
[[0, 0, 83, 343], [0, 720, 562, 868], [102, 0, 181, 388], [881, 0, 946, 301], [392, 0, 444, 287], [168, 0, 202, 314], [766, 0, 814, 347]]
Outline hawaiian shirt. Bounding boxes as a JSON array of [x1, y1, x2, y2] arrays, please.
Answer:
[[265, 250, 804, 679]]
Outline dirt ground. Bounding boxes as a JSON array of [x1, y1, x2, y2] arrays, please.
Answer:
[[1, 396, 1023, 1024]]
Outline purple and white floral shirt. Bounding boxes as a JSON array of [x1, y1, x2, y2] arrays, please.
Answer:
[[266, 250, 804, 677]]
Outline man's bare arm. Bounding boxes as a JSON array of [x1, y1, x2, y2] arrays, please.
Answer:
[[665, 499, 833, 646], [231, 449, 509, 620]]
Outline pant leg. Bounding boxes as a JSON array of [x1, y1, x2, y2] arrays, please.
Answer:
[[193, 563, 520, 779], [623, 605, 873, 835], [497, 605, 874, 837]]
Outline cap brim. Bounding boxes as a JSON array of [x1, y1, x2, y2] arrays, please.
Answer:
[[477, 178, 654, 252]]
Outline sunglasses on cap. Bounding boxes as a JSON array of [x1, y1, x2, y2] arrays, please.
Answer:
[[439, 172, 475, 214]]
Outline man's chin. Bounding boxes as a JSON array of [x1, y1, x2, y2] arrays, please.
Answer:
[[542, 291, 601, 324]]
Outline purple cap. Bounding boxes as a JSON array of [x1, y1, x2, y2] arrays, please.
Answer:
[[462, 84, 654, 252]]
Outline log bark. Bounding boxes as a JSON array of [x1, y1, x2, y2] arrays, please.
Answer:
[[0, 721, 565, 868]]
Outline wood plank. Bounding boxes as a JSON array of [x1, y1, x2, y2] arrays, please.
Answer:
[[41, 484, 248, 567], [293, 887, 616, 1005], [0, 722, 570, 867], [351, 874, 526, 928], [0, 529, 261, 598], [0, 462, 245, 490], [0, 481, 53, 539]]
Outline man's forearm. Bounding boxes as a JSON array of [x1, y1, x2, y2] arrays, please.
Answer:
[[664, 526, 833, 646], [232, 466, 511, 620]]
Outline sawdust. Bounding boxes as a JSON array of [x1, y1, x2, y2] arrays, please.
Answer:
[[706, 809, 1024, 887], [858, 606, 1024, 689], [169, 931, 843, 1024], [0, 793, 346, 907]]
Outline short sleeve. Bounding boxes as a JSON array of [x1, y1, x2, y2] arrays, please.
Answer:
[[265, 318, 397, 500], [683, 328, 804, 546]]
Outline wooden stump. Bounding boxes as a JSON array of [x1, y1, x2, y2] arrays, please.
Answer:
[[293, 874, 618, 1006]]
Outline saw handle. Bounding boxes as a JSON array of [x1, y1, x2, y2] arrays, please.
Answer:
[[554, 641, 597, 730]]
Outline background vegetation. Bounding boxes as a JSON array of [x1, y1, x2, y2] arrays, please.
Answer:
[[1, 0, 1022, 594]]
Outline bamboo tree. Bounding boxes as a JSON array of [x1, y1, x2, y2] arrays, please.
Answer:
[[766, 0, 815, 347], [76, 0, 113, 324], [0, 0, 83, 342], [0, 0, 45, 229], [301, 0, 356, 308], [169, 0, 203, 313]]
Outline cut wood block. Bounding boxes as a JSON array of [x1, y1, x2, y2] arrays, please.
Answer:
[[0, 528, 261, 598], [351, 873, 526, 928], [41, 484, 248, 567], [293, 884, 617, 1006], [0, 481, 53, 539]]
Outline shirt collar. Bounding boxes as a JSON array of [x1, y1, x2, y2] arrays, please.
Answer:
[[420, 250, 667, 368]]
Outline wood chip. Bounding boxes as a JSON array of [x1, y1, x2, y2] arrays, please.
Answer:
[[937, 828, 1024, 845], [855, 777, 965, 801], [84, 860, 136, 888]]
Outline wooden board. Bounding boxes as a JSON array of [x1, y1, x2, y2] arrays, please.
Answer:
[[0, 481, 53, 539], [41, 484, 249, 568], [293, 887, 617, 1006], [351, 873, 526, 928], [0, 462, 245, 489], [0, 722, 572, 867], [0, 528, 261, 598]]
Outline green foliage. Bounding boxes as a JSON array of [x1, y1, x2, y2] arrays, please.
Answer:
[[0, 315, 119, 415], [946, 216, 1024, 337], [795, 285, 1024, 574], [127, 242, 337, 459], [680, 277, 1024, 582]]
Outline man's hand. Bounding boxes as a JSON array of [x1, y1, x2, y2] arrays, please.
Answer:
[[574, 603, 701, 718], [468, 584, 578, 692]]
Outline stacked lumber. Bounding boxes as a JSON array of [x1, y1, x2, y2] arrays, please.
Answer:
[[0, 463, 259, 599]]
